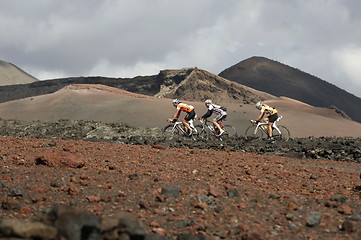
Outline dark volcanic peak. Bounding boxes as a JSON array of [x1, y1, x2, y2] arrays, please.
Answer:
[[155, 67, 274, 104], [219, 56, 361, 123], [0, 60, 38, 86]]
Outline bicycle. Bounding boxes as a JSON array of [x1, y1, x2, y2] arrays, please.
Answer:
[[195, 118, 237, 141], [164, 118, 198, 140], [244, 116, 290, 141]]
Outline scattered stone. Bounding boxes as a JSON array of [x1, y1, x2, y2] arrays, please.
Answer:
[[241, 232, 262, 240], [285, 213, 297, 221], [160, 187, 180, 198], [8, 187, 25, 197], [306, 212, 322, 227], [0, 218, 57, 239], [338, 205, 353, 215], [340, 219, 355, 232], [324, 200, 338, 208], [35, 152, 85, 168], [129, 173, 139, 180], [268, 194, 280, 199], [346, 215, 361, 221], [86, 195, 101, 203], [0, 181, 7, 188], [287, 202, 298, 211], [330, 195, 348, 203], [101, 212, 146, 240], [227, 189, 240, 198], [48, 206, 101, 240], [208, 185, 220, 197], [152, 145, 167, 150]]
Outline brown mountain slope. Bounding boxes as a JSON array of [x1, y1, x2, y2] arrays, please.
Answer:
[[0, 60, 38, 86], [219, 56, 361, 122], [155, 68, 275, 104], [0, 84, 360, 137]]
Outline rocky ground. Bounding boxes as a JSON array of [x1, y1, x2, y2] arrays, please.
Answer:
[[0, 119, 361, 239]]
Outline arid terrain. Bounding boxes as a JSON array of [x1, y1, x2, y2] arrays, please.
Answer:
[[0, 119, 361, 239], [0, 61, 361, 239]]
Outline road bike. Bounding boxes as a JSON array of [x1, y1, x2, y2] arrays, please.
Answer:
[[244, 116, 290, 140], [164, 119, 198, 140], [195, 118, 237, 140]]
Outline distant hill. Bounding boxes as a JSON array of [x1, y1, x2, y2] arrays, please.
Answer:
[[0, 84, 360, 137], [0, 67, 274, 105], [219, 56, 361, 122], [0, 60, 38, 86]]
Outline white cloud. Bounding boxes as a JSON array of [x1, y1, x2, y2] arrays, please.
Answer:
[[88, 59, 164, 78], [332, 46, 361, 91]]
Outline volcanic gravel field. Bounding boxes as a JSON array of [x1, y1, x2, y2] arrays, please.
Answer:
[[0, 119, 361, 240]]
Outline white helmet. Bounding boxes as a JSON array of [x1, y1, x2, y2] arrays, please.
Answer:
[[255, 101, 262, 109], [205, 99, 212, 104], [172, 99, 180, 105]]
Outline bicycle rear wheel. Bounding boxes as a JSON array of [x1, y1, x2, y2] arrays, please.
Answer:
[[273, 125, 290, 141], [194, 124, 209, 140], [244, 125, 264, 140]]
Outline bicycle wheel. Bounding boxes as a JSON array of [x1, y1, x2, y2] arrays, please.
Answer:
[[221, 125, 237, 139], [194, 124, 209, 140], [273, 125, 290, 141], [244, 125, 264, 140], [164, 124, 181, 140]]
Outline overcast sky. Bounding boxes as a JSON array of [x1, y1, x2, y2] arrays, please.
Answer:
[[1, 0, 361, 97]]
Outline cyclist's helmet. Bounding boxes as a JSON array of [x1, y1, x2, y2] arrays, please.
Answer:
[[172, 99, 180, 106], [255, 101, 262, 109], [205, 99, 212, 105]]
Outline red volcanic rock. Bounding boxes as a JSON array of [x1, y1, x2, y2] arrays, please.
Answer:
[[1, 135, 361, 239], [86, 195, 101, 203], [35, 152, 85, 168]]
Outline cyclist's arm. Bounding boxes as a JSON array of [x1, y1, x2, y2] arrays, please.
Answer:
[[201, 110, 212, 119], [173, 109, 181, 120], [255, 112, 265, 122]]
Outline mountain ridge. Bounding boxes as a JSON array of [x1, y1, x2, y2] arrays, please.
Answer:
[[219, 56, 361, 122]]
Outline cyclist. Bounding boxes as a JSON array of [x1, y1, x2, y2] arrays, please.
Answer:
[[254, 101, 278, 140], [198, 99, 227, 136], [170, 99, 196, 136]]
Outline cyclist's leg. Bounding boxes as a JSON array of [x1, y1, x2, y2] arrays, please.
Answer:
[[268, 114, 278, 138], [214, 114, 226, 135], [183, 110, 195, 133]]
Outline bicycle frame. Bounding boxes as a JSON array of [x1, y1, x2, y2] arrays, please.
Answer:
[[170, 121, 186, 134], [253, 116, 283, 135], [168, 119, 197, 134], [199, 119, 217, 133]]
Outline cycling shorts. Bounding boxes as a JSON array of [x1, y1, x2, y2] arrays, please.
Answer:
[[268, 113, 278, 123], [184, 110, 196, 121], [215, 113, 227, 122]]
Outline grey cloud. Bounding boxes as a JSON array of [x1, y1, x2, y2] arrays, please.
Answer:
[[1, 0, 361, 97]]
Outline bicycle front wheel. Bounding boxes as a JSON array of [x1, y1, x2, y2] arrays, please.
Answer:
[[222, 125, 237, 139], [273, 125, 290, 141], [164, 124, 181, 140], [244, 125, 264, 140]]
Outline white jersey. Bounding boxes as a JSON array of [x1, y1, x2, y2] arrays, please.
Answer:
[[209, 104, 227, 115]]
